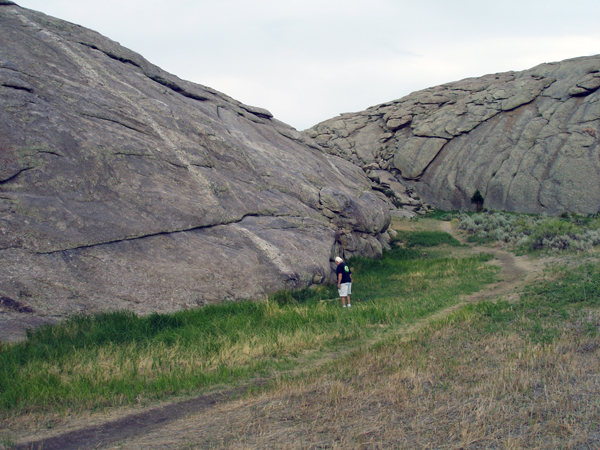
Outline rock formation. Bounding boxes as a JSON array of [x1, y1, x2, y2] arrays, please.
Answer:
[[305, 55, 600, 215], [0, 3, 392, 340]]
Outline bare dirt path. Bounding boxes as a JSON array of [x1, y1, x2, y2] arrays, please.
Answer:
[[395, 219, 545, 311], [10, 390, 241, 450], [438, 220, 547, 306], [8, 219, 548, 450]]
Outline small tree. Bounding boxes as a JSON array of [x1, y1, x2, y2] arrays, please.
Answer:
[[471, 189, 484, 212]]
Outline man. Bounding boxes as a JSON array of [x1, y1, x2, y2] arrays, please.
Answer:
[[335, 256, 352, 308]]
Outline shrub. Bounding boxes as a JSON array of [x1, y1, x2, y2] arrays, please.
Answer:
[[458, 210, 600, 253], [470, 190, 484, 212], [423, 210, 460, 220]]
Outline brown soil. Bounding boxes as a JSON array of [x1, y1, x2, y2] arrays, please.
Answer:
[[9, 390, 241, 450], [5, 219, 552, 450]]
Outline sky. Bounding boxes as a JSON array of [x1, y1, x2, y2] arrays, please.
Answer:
[[12, 0, 600, 130]]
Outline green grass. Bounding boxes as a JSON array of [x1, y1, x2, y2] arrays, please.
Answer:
[[297, 260, 600, 448], [0, 235, 499, 416], [523, 262, 600, 307], [393, 230, 463, 247], [471, 262, 600, 343]]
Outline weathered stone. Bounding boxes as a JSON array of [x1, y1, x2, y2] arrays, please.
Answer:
[[386, 116, 411, 131], [0, 4, 391, 339], [304, 55, 600, 215], [568, 72, 600, 96], [352, 122, 383, 164], [393, 137, 448, 180], [363, 162, 380, 172], [319, 187, 350, 213]]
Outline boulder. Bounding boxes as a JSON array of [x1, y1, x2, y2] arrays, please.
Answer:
[[304, 56, 600, 215], [0, 4, 391, 340]]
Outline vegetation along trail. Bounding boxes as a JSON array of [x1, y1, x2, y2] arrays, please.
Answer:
[[439, 219, 548, 305], [3, 217, 579, 449]]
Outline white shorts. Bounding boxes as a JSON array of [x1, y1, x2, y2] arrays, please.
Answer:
[[338, 283, 352, 297]]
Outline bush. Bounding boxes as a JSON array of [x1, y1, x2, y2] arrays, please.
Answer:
[[471, 190, 484, 212], [423, 210, 459, 220], [458, 210, 600, 253]]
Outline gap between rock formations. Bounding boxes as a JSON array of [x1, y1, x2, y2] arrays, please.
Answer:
[[9, 220, 548, 450]]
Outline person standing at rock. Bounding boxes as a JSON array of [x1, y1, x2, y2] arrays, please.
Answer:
[[335, 256, 352, 308]]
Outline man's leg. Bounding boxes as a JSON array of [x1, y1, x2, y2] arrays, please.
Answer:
[[339, 283, 348, 307], [346, 284, 352, 307]]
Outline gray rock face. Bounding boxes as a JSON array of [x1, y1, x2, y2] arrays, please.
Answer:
[[304, 56, 600, 215], [0, 4, 391, 339]]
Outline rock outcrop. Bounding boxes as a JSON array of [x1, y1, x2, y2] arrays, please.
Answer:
[[0, 4, 392, 340], [305, 55, 600, 215]]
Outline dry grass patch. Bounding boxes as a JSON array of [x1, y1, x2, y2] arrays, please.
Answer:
[[113, 284, 600, 449], [1, 239, 498, 423]]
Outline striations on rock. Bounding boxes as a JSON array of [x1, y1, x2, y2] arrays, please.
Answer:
[[0, 4, 392, 340], [303, 56, 600, 216]]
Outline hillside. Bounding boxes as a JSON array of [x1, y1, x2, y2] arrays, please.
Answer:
[[2, 0, 600, 341], [6, 218, 600, 449], [0, 2, 391, 339], [305, 55, 600, 215]]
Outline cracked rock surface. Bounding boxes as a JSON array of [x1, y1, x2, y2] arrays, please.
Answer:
[[304, 56, 600, 215], [0, 4, 391, 340]]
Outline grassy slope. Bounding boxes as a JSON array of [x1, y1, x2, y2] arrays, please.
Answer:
[[128, 251, 600, 449], [3, 217, 600, 449], [0, 223, 496, 418]]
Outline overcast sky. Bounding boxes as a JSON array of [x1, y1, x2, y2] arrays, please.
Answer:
[[13, 0, 600, 130]]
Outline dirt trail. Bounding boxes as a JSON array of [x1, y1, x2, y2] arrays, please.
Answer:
[[10, 391, 241, 450], [438, 220, 545, 306], [8, 220, 548, 450], [440, 222, 549, 302]]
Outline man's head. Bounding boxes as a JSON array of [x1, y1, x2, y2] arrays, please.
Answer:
[[334, 256, 343, 265]]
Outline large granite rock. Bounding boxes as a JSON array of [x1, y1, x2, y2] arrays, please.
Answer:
[[0, 3, 391, 340], [305, 55, 600, 215]]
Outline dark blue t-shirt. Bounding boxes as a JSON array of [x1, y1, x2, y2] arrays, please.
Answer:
[[336, 262, 352, 283]]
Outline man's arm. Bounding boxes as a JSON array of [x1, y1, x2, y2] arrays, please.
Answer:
[[337, 273, 342, 287]]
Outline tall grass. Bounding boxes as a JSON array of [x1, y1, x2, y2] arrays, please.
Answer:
[[473, 262, 600, 344], [0, 237, 498, 416], [139, 261, 600, 449]]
